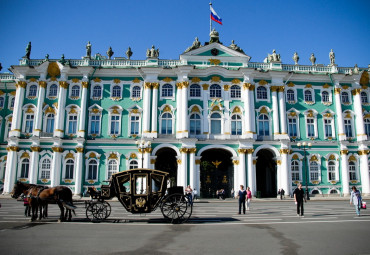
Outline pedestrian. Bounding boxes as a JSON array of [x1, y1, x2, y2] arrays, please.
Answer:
[[185, 185, 193, 205], [246, 187, 252, 210], [231, 188, 235, 199], [350, 186, 362, 217], [280, 188, 285, 200], [278, 189, 281, 199], [193, 188, 198, 200], [293, 183, 306, 217], [237, 185, 247, 214], [22, 194, 31, 217]]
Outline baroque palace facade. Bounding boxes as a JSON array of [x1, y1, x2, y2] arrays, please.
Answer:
[[0, 31, 369, 197]]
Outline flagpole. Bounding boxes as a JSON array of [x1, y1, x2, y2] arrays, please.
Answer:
[[209, 1, 212, 34]]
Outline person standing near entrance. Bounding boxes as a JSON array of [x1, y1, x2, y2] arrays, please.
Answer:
[[185, 185, 193, 205], [294, 183, 306, 217], [238, 185, 247, 214], [246, 187, 252, 211]]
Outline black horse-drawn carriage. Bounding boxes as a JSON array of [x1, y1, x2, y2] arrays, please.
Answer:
[[86, 168, 193, 224]]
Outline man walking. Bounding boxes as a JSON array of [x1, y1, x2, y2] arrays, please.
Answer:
[[238, 185, 247, 214], [294, 184, 306, 217]]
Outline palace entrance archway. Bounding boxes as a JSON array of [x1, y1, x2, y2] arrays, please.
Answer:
[[155, 148, 178, 187], [200, 149, 233, 198], [256, 149, 277, 198]]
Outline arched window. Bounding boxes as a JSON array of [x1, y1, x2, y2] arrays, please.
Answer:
[[210, 84, 221, 98], [162, 84, 173, 97], [231, 114, 242, 135], [304, 90, 313, 102], [258, 114, 269, 136], [341, 92, 350, 104], [46, 114, 55, 133], [92, 85, 102, 98], [230, 85, 241, 98], [189, 113, 201, 135], [330, 189, 338, 194], [129, 160, 138, 170], [365, 118, 370, 136], [322, 91, 329, 102], [291, 160, 300, 181], [256, 86, 267, 99], [349, 161, 356, 180], [107, 159, 118, 179], [41, 158, 51, 179], [20, 158, 30, 178], [88, 159, 98, 180], [65, 159, 74, 179], [49, 84, 58, 97], [161, 113, 173, 134], [287, 89, 295, 101], [361, 92, 368, 104], [309, 161, 319, 181], [328, 161, 336, 181], [71, 85, 80, 98], [130, 115, 140, 135], [112, 85, 121, 98], [132, 86, 141, 98], [0, 97, 4, 108], [28, 85, 37, 97], [210, 112, 222, 134], [189, 84, 201, 97]]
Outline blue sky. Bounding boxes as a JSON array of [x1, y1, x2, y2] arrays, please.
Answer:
[[0, 0, 369, 72]]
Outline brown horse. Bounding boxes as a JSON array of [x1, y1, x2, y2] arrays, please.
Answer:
[[12, 182, 75, 222]]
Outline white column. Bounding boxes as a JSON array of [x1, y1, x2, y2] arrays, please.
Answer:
[[176, 83, 183, 138], [51, 147, 62, 187], [359, 149, 370, 195], [243, 83, 252, 138], [151, 83, 159, 137], [340, 150, 350, 195], [29, 146, 40, 184], [182, 82, 189, 137], [278, 87, 288, 137], [252, 157, 257, 196], [3, 146, 18, 193], [143, 148, 151, 168], [74, 147, 84, 196], [334, 88, 346, 141], [249, 86, 256, 137], [353, 88, 367, 141], [10, 81, 26, 137], [247, 149, 254, 191], [195, 157, 201, 196], [33, 81, 46, 136], [238, 149, 246, 187], [233, 159, 239, 194], [202, 84, 209, 135], [142, 82, 152, 136], [280, 149, 289, 196], [271, 86, 280, 139], [54, 81, 68, 138], [77, 81, 88, 138], [189, 148, 196, 189], [178, 149, 187, 187]]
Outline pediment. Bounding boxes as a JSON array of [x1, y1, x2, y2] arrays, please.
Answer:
[[180, 42, 251, 65]]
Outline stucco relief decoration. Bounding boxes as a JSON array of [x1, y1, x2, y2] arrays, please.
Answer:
[[132, 78, 141, 83], [211, 76, 221, 82], [259, 80, 268, 86], [191, 77, 201, 83], [191, 106, 200, 113], [163, 77, 173, 82], [47, 62, 60, 78], [231, 79, 241, 84]]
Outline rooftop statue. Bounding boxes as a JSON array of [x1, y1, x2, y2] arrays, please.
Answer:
[[59, 54, 66, 65], [86, 41, 92, 59], [107, 46, 114, 59], [126, 47, 133, 60], [209, 29, 220, 44], [267, 49, 281, 62], [146, 45, 159, 58], [229, 40, 244, 54], [329, 49, 335, 65], [309, 53, 316, 65], [353, 64, 359, 74], [24, 42, 31, 59], [292, 52, 299, 65], [185, 37, 201, 52]]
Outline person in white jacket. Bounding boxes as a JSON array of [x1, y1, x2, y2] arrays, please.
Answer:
[[350, 186, 362, 217]]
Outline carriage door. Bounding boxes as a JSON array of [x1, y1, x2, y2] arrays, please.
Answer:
[[133, 173, 150, 213]]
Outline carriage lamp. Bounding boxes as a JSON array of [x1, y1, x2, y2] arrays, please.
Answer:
[[297, 142, 312, 200], [135, 140, 152, 168]]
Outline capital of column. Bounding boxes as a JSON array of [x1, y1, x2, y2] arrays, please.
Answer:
[[232, 160, 239, 165], [278, 86, 285, 92], [238, 149, 247, 154], [144, 82, 152, 89], [223, 85, 230, 91], [334, 88, 341, 94], [16, 81, 27, 89], [202, 84, 209, 90], [176, 82, 183, 89], [358, 150, 369, 155], [271, 86, 279, 92], [182, 81, 189, 88], [243, 83, 255, 90], [247, 149, 255, 154], [6, 146, 19, 152], [52, 147, 64, 153], [280, 149, 290, 154], [82, 81, 89, 88], [38, 81, 47, 88], [30, 146, 41, 152], [59, 81, 69, 89], [340, 149, 349, 155], [76, 147, 84, 153], [151, 82, 159, 89]]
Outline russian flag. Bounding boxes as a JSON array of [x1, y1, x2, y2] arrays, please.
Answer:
[[210, 5, 222, 25]]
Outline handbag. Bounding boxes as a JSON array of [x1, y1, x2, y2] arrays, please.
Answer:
[[361, 201, 366, 209]]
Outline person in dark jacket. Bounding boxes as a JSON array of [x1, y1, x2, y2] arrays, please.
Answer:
[[238, 185, 247, 214], [294, 184, 306, 217]]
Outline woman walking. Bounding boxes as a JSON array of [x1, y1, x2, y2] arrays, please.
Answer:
[[350, 186, 362, 217], [246, 187, 252, 211]]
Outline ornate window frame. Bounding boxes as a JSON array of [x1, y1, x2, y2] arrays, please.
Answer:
[[256, 106, 272, 138], [325, 154, 339, 183], [321, 89, 332, 105], [290, 153, 303, 183], [110, 82, 123, 101], [343, 110, 355, 139], [69, 83, 81, 100], [85, 151, 101, 183], [26, 83, 38, 99], [189, 84, 202, 98], [304, 109, 318, 139], [230, 85, 241, 99], [39, 152, 52, 182], [255, 85, 270, 102], [62, 150, 76, 183], [0, 155, 6, 181], [0, 92, 5, 109], [360, 91, 369, 105], [108, 105, 123, 137], [88, 104, 103, 137], [209, 84, 222, 99], [287, 108, 300, 139], [341, 90, 351, 105], [4, 114, 12, 139], [127, 106, 142, 137], [160, 83, 175, 100], [104, 152, 121, 180], [286, 88, 297, 104], [17, 150, 31, 180], [42, 105, 56, 134], [348, 154, 359, 182], [321, 110, 336, 140], [65, 105, 81, 136], [91, 83, 103, 100], [47, 83, 59, 100], [22, 104, 36, 135], [303, 88, 315, 105], [308, 154, 321, 184], [230, 113, 243, 136], [208, 111, 224, 136], [130, 84, 142, 101]]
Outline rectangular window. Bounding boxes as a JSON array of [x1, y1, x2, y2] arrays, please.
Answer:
[[25, 114, 34, 133], [288, 118, 297, 137], [344, 119, 353, 137], [324, 119, 332, 137], [130, 116, 139, 135], [90, 115, 100, 134], [307, 118, 315, 137], [110, 115, 120, 135], [68, 115, 78, 134]]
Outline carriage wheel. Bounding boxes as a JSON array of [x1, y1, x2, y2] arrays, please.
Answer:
[[86, 201, 111, 221], [160, 193, 192, 224], [102, 201, 111, 219]]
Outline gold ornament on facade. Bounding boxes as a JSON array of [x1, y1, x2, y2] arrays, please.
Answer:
[[307, 110, 314, 117], [243, 83, 252, 90], [111, 96, 121, 101], [64, 179, 72, 184], [223, 85, 230, 91], [276, 160, 282, 165], [323, 113, 332, 118], [72, 78, 80, 83], [163, 105, 171, 113], [30, 146, 41, 152], [16, 81, 27, 89], [278, 86, 285, 92], [323, 83, 330, 89], [247, 149, 254, 154], [305, 84, 312, 88], [144, 148, 152, 153], [111, 106, 120, 114], [260, 107, 268, 114], [344, 112, 351, 118], [360, 71, 369, 86], [113, 79, 121, 84], [130, 153, 137, 159], [52, 147, 63, 153], [287, 82, 295, 87], [47, 62, 61, 78], [352, 88, 361, 95], [270, 86, 279, 92], [238, 149, 247, 154], [65, 152, 74, 159], [182, 81, 189, 88], [10, 91, 16, 96], [177, 159, 182, 164], [53, 102, 58, 109], [163, 77, 173, 82], [20, 152, 30, 159], [144, 82, 152, 89], [258, 80, 268, 85], [89, 152, 97, 158], [280, 149, 290, 154], [82, 81, 88, 88], [206, 175, 211, 183], [59, 81, 69, 89], [358, 150, 369, 155], [288, 112, 297, 117], [26, 106, 34, 113], [312, 180, 320, 185], [211, 105, 220, 111], [150, 159, 156, 164], [93, 77, 102, 82], [232, 107, 241, 114], [231, 78, 241, 84], [209, 59, 221, 66], [211, 76, 221, 82], [151, 83, 160, 89], [191, 106, 200, 113], [342, 85, 349, 90], [232, 160, 239, 165], [202, 84, 209, 90], [188, 148, 197, 154], [29, 78, 37, 82], [108, 153, 118, 160], [38, 81, 47, 88], [176, 82, 183, 89], [91, 108, 100, 114], [69, 106, 77, 114], [19, 178, 27, 182], [328, 154, 336, 160], [222, 175, 228, 184], [292, 154, 299, 160], [132, 78, 141, 83], [195, 160, 201, 165], [50, 77, 57, 81], [310, 155, 318, 162], [348, 155, 357, 162], [212, 160, 222, 168], [88, 180, 95, 184], [340, 150, 349, 155], [191, 77, 201, 83]]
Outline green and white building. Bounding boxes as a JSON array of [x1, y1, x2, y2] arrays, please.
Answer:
[[1, 31, 369, 198]]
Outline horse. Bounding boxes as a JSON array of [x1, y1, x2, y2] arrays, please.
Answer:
[[12, 182, 75, 222]]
